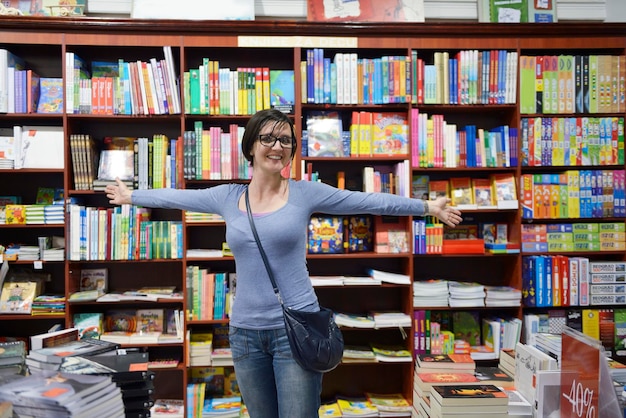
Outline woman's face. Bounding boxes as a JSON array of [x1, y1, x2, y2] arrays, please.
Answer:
[[251, 122, 294, 173]]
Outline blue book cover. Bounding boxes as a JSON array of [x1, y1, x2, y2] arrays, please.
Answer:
[[37, 77, 63, 113], [269, 69, 295, 112]]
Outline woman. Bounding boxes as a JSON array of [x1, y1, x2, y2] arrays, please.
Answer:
[[106, 108, 462, 418]]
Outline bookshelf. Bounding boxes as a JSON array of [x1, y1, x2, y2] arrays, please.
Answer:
[[0, 17, 624, 413]]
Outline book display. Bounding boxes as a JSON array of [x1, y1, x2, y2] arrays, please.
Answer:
[[0, 16, 624, 414]]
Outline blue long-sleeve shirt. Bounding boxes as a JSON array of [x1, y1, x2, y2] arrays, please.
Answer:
[[132, 179, 427, 330]]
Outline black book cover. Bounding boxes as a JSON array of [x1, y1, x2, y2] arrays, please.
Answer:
[[124, 408, 151, 418], [121, 380, 155, 399], [124, 397, 154, 410], [60, 351, 152, 382]]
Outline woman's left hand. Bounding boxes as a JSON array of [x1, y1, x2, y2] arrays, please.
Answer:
[[429, 197, 463, 227]]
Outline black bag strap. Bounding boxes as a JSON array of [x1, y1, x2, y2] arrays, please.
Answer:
[[245, 187, 284, 306]]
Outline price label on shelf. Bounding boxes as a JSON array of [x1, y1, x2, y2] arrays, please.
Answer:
[[33, 261, 43, 270], [560, 328, 601, 418]]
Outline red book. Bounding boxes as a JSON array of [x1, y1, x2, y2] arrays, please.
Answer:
[[416, 353, 475, 370]]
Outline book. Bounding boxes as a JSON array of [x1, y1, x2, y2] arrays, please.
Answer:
[[415, 353, 475, 370], [136, 308, 164, 333], [19, 125, 64, 169], [307, 215, 344, 254], [97, 149, 134, 181], [430, 384, 509, 406], [269, 69, 295, 114], [413, 372, 480, 395], [306, 111, 344, 157], [491, 173, 518, 209], [0, 281, 39, 314], [370, 344, 412, 362], [36, 77, 63, 113], [473, 366, 515, 388], [59, 351, 151, 383], [0, 370, 124, 416], [28, 338, 119, 364], [80, 268, 108, 294], [336, 396, 379, 417], [472, 178, 497, 208], [0, 340, 26, 367], [72, 312, 104, 340], [30, 327, 79, 350], [364, 392, 411, 413], [151, 399, 184, 417], [489, 0, 528, 22], [449, 177, 476, 209]]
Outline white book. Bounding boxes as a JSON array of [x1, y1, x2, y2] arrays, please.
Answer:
[[368, 269, 410, 285], [20, 126, 64, 169], [514, 342, 558, 414]]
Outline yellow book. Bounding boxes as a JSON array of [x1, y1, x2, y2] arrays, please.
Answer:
[[201, 129, 211, 180], [319, 401, 342, 417], [349, 111, 359, 157], [336, 398, 378, 416], [262, 67, 270, 111], [358, 111, 372, 157], [426, 118, 435, 168]]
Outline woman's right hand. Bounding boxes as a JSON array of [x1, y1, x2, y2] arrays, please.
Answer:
[[105, 178, 133, 205]]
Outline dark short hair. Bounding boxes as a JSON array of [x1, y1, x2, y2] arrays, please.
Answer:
[[241, 109, 297, 166]]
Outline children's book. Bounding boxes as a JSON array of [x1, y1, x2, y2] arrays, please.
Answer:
[[202, 396, 241, 415], [104, 309, 137, 332], [306, 111, 344, 157], [36, 77, 63, 113], [370, 344, 412, 362], [336, 397, 378, 417], [491, 173, 518, 209], [412, 174, 429, 200], [472, 178, 496, 208], [449, 177, 476, 209], [72, 312, 104, 340], [308, 215, 344, 254], [269, 69, 295, 113], [318, 401, 342, 417], [136, 308, 165, 333], [345, 215, 373, 252], [371, 112, 408, 155], [364, 393, 411, 413], [79, 268, 108, 294], [428, 179, 449, 200], [0, 281, 39, 314]]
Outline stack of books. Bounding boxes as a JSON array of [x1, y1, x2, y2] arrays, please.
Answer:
[[484, 285, 522, 307], [0, 370, 125, 417], [413, 353, 479, 403], [498, 348, 516, 377], [365, 392, 411, 416], [26, 338, 119, 373], [448, 281, 485, 308], [0, 341, 26, 377], [367, 311, 411, 328], [189, 332, 213, 367], [59, 351, 156, 418], [413, 279, 449, 307], [429, 384, 509, 418]]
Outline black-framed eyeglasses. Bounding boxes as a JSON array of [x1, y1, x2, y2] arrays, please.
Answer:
[[258, 134, 294, 149]]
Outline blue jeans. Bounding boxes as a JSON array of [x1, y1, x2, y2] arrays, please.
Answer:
[[229, 326, 323, 418]]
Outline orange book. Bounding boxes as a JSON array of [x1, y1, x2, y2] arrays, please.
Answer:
[[428, 179, 449, 200]]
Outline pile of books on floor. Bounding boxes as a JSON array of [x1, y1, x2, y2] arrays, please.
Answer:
[[59, 351, 156, 418], [0, 341, 26, 377], [0, 369, 125, 417]]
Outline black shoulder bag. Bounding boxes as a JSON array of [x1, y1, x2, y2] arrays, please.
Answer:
[[245, 188, 343, 373]]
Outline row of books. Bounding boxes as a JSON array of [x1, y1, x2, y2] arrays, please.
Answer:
[[520, 116, 625, 167], [0, 49, 64, 115], [305, 215, 412, 255], [520, 170, 626, 219], [522, 257, 626, 307], [413, 280, 522, 308], [185, 266, 233, 321], [0, 204, 63, 225], [411, 111, 519, 169], [413, 310, 521, 360], [185, 64, 294, 115], [69, 133, 184, 192], [414, 173, 518, 211], [302, 48, 518, 106], [519, 54, 626, 115], [521, 222, 626, 254], [304, 110, 409, 158], [67, 203, 183, 261], [182, 121, 251, 181], [65, 47, 181, 115]]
